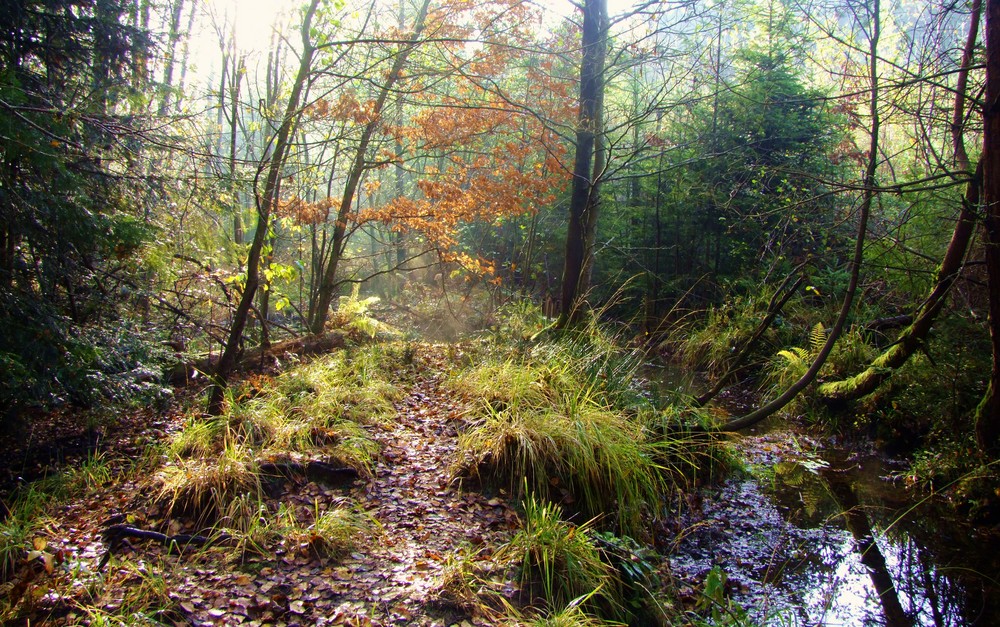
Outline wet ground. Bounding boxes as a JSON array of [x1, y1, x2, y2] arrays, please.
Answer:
[[669, 424, 1000, 626]]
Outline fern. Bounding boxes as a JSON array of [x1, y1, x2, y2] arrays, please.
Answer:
[[808, 323, 826, 356], [337, 284, 384, 338], [765, 323, 828, 407], [776, 347, 810, 368], [769, 347, 811, 391]]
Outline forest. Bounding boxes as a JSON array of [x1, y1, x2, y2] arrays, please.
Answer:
[[2, 0, 1000, 624]]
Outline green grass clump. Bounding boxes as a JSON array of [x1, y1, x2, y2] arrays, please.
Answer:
[[675, 301, 765, 375], [299, 504, 371, 559], [158, 345, 398, 523], [0, 511, 37, 582], [451, 336, 668, 535], [74, 561, 176, 625], [459, 398, 665, 535], [156, 438, 261, 524], [0, 479, 66, 582], [499, 495, 618, 617], [526, 605, 620, 627], [273, 346, 404, 425]]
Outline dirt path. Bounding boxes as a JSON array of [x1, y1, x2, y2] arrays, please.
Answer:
[[331, 359, 517, 625], [5, 345, 521, 627]]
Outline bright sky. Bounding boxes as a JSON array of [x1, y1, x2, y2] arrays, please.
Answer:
[[184, 0, 643, 88], [198, 0, 639, 54], [202, 0, 297, 52]]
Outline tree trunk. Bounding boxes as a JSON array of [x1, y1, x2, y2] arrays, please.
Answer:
[[208, 0, 320, 414], [818, 0, 982, 404], [975, 0, 1000, 454], [174, 0, 199, 113], [229, 54, 245, 245], [309, 0, 432, 334], [559, 0, 606, 327], [158, 0, 185, 116]]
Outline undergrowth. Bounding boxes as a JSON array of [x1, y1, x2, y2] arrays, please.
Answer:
[[158, 344, 400, 525], [452, 313, 729, 537], [498, 495, 617, 616]]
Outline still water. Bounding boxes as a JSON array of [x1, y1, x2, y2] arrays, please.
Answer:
[[669, 427, 1000, 626]]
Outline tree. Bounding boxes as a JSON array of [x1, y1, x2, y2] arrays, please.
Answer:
[[722, 0, 882, 431], [975, 0, 1000, 453], [308, 0, 434, 334], [208, 0, 322, 414], [297, 0, 565, 333], [817, 0, 982, 404], [0, 0, 156, 410], [559, 0, 608, 327]]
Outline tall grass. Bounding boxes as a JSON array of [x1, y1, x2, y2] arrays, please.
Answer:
[[0, 476, 67, 581], [451, 328, 692, 536], [157, 437, 261, 524], [498, 495, 617, 616]]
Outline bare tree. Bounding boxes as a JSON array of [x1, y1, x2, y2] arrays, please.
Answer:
[[208, 0, 322, 414]]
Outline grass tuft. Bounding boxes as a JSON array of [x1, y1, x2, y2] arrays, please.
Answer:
[[498, 494, 617, 616], [156, 438, 261, 524], [157, 345, 400, 522], [298, 503, 371, 559], [451, 338, 669, 535]]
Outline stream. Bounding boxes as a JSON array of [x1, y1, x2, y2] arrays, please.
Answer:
[[654, 372, 1000, 626]]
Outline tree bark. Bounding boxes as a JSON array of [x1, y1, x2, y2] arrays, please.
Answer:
[[208, 0, 320, 414], [976, 0, 1000, 454], [559, 0, 607, 327], [818, 0, 982, 404]]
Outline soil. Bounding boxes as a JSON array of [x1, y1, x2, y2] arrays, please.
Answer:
[[2, 343, 521, 626]]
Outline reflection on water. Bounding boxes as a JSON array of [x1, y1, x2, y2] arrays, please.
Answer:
[[670, 445, 1000, 626]]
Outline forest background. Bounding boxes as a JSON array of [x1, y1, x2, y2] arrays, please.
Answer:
[[2, 0, 1000, 519]]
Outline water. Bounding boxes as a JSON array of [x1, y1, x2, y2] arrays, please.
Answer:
[[670, 429, 1000, 626], [646, 364, 1000, 626]]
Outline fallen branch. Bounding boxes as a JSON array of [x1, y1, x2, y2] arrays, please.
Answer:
[[99, 524, 234, 569]]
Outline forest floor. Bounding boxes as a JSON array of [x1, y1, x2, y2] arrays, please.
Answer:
[[10, 321, 998, 626], [0, 343, 533, 626]]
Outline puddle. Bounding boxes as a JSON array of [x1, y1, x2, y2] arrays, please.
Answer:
[[669, 429, 1000, 625]]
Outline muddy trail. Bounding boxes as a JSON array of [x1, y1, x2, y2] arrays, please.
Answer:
[[1, 344, 520, 626]]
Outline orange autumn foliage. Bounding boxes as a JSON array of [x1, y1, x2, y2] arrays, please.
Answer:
[[289, 0, 576, 280]]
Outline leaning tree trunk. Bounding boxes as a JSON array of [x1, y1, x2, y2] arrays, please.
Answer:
[[975, 0, 1000, 454], [818, 0, 982, 403], [309, 0, 432, 335], [208, 0, 320, 415], [558, 0, 606, 328], [722, 0, 881, 431]]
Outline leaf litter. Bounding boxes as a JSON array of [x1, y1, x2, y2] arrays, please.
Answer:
[[3, 343, 520, 626]]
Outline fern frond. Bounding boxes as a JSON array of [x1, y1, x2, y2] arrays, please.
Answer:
[[809, 323, 826, 356], [776, 347, 810, 368]]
